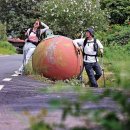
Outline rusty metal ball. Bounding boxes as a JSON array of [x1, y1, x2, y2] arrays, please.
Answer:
[[32, 35, 83, 80]]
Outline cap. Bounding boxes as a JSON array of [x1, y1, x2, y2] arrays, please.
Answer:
[[86, 28, 94, 37]]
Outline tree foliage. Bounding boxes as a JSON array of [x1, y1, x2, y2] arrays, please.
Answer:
[[0, 0, 43, 38], [0, 22, 7, 40], [41, 0, 108, 38], [0, 0, 108, 38], [100, 0, 130, 24]]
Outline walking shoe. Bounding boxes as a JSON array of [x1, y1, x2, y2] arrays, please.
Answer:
[[15, 70, 22, 75]]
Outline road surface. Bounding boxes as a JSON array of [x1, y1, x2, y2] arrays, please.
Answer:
[[0, 55, 82, 130]]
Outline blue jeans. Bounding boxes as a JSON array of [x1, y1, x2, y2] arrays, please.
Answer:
[[84, 62, 102, 87]]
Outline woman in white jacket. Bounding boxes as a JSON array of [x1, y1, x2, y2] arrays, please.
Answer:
[[15, 20, 49, 75]]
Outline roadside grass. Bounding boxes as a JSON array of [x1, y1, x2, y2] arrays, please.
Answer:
[[39, 78, 90, 94], [103, 43, 130, 88], [0, 41, 16, 54], [24, 60, 87, 93]]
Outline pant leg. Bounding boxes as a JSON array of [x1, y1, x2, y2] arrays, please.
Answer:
[[84, 62, 98, 87], [18, 43, 28, 72], [93, 62, 102, 80], [18, 42, 36, 72], [25, 47, 35, 64]]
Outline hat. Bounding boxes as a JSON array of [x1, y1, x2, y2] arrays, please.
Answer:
[[86, 28, 94, 37]]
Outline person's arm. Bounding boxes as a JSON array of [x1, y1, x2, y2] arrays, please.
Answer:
[[73, 38, 84, 52], [40, 22, 49, 34], [41, 22, 49, 28], [96, 39, 103, 55]]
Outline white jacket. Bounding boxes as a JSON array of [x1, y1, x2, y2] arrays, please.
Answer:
[[73, 38, 103, 63]]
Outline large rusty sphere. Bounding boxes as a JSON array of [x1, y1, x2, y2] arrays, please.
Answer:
[[32, 35, 83, 80]]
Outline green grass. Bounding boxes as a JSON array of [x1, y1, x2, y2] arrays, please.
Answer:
[[0, 41, 16, 54], [103, 43, 130, 88], [39, 80, 86, 93]]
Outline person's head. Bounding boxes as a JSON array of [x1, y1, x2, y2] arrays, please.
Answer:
[[33, 20, 42, 29], [86, 28, 94, 39]]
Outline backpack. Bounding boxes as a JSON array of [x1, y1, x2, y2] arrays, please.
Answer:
[[83, 38, 99, 60], [26, 28, 42, 45], [28, 28, 41, 41]]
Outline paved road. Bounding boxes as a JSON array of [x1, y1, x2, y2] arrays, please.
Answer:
[[0, 55, 46, 129], [0, 55, 117, 130], [0, 55, 81, 130], [0, 55, 22, 80]]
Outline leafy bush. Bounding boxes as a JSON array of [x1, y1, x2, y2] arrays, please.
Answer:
[[0, 0, 44, 38], [0, 41, 16, 54], [104, 42, 130, 87], [100, 0, 130, 24], [96, 25, 130, 45], [28, 89, 130, 130], [41, 0, 108, 38], [106, 25, 130, 45]]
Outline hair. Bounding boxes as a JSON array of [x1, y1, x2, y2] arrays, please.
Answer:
[[32, 19, 42, 29], [37, 21, 42, 29]]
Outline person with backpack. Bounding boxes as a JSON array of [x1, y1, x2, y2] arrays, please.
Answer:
[[73, 28, 103, 87], [15, 20, 49, 75]]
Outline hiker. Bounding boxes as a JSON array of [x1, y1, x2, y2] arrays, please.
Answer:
[[15, 20, 49, 75], [73, 28, 103, 87]]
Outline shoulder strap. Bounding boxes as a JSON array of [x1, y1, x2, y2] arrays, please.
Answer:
[[25, 28, 32, 39], [28, 28, 33, 36], [94, 38, 96, 44], [83, 38, 88, 56], [83, 38, 88, 47], [93, 38, 99, 56]]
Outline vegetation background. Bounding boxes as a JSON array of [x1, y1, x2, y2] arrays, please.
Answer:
[[0, 0, 130, 129]]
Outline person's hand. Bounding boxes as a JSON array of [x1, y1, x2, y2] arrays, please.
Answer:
[[75, 46, 81, 54], [100, 48, 103, 57], [73, 41, 82, 54]]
